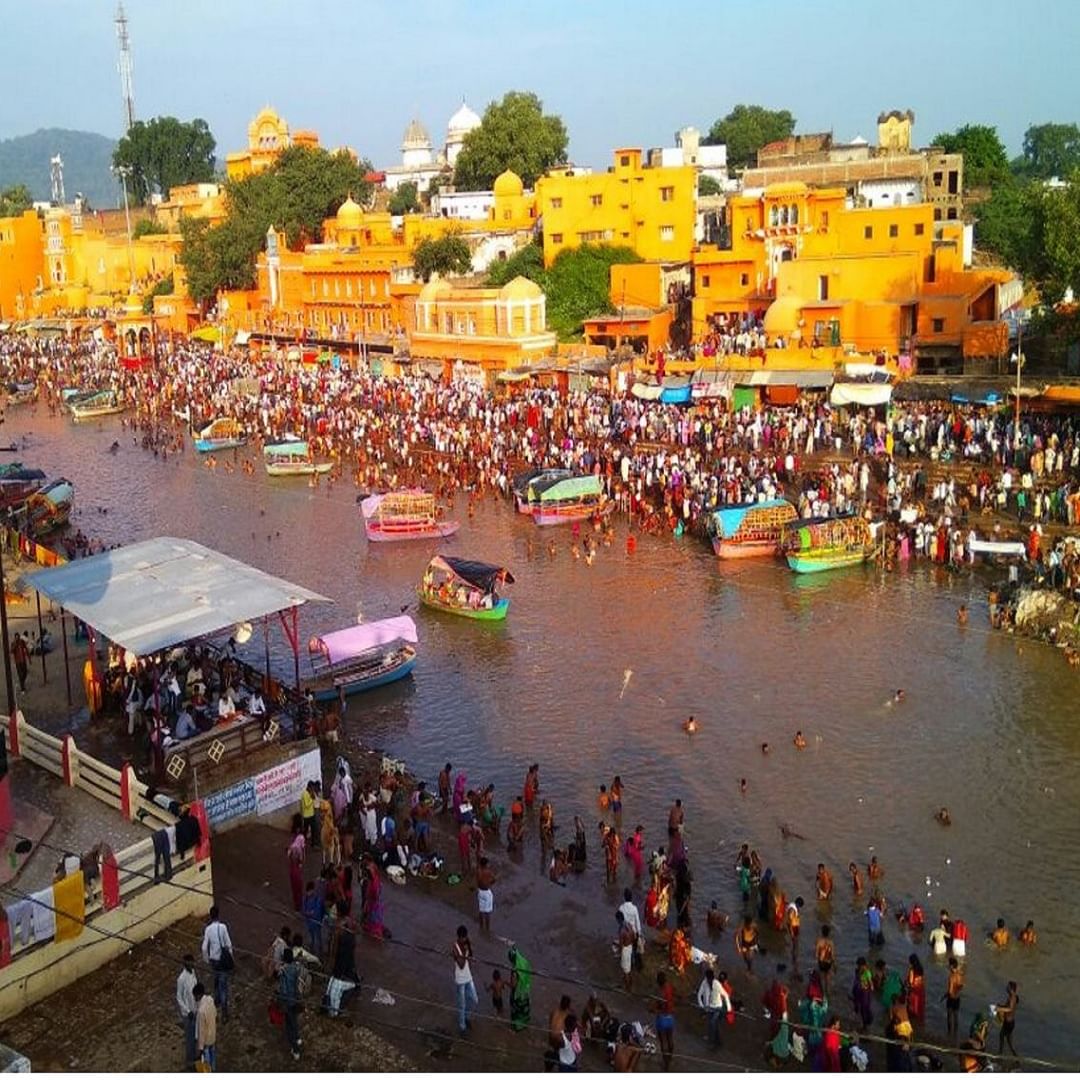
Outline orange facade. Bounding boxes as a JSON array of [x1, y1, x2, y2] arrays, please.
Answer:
[[0, 211, 44, 320]]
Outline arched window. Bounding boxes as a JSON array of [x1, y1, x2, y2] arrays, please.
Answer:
[[769, 205, 779, 227], [780, 206, 789, 226], [790, 204, 799, 225]]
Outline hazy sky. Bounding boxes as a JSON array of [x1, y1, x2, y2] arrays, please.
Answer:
[[2, 0, 1078, 167]]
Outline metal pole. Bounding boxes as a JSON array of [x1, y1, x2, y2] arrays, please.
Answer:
[[61, 611, 72, 706], [0, 539, 15, 716], [35, 593, 46, 685], [1014, 320, 1022, 451], [118, 166, 135, 288]]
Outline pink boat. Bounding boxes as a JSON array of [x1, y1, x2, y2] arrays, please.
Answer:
[[711, 536, 780, 559], [361, 491, 460, 543]]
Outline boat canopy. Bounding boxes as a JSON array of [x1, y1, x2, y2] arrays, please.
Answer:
[[428, 555, 514, 592], [360, 489, 436, 520], [781, 514, 867, 552], [709, 498, 793, 538], [512, 467, 571, 496], [529, 474, 603, 502], [264, 441, 309, 458], [200, 418, 242, 440], [309, 615, 418, 666]]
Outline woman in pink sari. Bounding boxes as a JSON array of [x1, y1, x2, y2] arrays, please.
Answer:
[[360, 855, 385, 939], [287, 813, 306, 911], [624, 825, 645, 882]]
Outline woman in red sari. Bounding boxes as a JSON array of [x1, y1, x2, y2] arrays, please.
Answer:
[[905, 953, 926, 1024], [360, 855, 385, 939]]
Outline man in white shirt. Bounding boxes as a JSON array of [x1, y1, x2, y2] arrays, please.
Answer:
[[617, 888, 643, 963], [176, 954, 198, 1068], [697, 967, 732, 1047], [201, 907, 233, 1020], [452, 925, 478, 1034]]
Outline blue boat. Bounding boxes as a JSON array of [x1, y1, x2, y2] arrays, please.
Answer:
[[306, 615, 418, 701]]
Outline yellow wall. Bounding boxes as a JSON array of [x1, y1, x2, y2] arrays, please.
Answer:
[[0, 210, 44, 320], [536, 149, 696, 266]]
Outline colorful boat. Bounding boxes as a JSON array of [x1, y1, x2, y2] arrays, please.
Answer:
[[529, 473, 605, 526], [780, 515, 874, 574], [25, 478, 74, 534], [418, 556, 513, 620], [306, 615, 418, 701], [5, 382, 36, 406], [361, 490, 459, 542], [0, 465, 46, 510], [264, 440, 333, 477], [512, 468, 572, 514], [69, 390, 125, 420], [707, 498, 797, 559], [194, 418, 246, 453]]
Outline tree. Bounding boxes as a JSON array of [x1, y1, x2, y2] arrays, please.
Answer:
[[453, 91, 568, 190], [388, 181, 420, 215], [412, 234, 472, 282], [705, 105, 795, 170], [112, 116, 216, 204], [1035, 172, 1080, 305], [142, 272, 174, 314], [930, 124, 1009, 187], [486, 241, 546, 289], [974, 176, 1036, 269], [698, 174, 722, 197], [132, 217, 167, 238], [1018, 122, 1080, 180], [0, 184, 33, 217]]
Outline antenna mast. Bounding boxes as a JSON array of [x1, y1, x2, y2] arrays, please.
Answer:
[[115, 2, 135, 133]]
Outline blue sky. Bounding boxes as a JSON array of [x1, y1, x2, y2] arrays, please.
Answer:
[[2, 0, 1078, 167]]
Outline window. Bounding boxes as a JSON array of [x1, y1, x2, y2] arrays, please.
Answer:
[[864, 225, 873, 239], [620, 155, 630, 167], [660, 186, 674, 202], [550, 197, 562, 209], [701, 275, 710, 288], [346, 279, 352, 298], [551, 233, 563, 244], [790, 204, 799, 225], [818, 274, 829, 301], [932, 318, 945, 333], [769, 205, 779, 227], [740, 273, 749, 287], [590, 194, 603, 207], [947, 207, 958, 220], [821, 210, 829, 228], [889, 224, 898, 238], [947, 170, 959, 195], [934, 208, 942, 221], [914, 223, 925, 236], [660, 225, 674, 242], [932, 171, 943, 186]]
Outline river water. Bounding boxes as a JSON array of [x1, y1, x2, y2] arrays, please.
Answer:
[[9, 407, 1080, 1065]]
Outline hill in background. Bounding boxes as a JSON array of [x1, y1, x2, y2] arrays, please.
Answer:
[[0, 129, 118, 210]]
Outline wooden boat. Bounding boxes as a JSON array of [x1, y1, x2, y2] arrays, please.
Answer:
[[306, 615, 418, 701], [361, 490, 459, 542], [5, 382, 36, 406], [264, 440, 333, 477], [708, 498, 797, 559], [194, 418, 246, 453], [25, 478, 74, 534], [780, 514, 873, 574], [418, 555, 513, 620], [529, 473, 605, 526], [512, 467, 572, 514], [0, 466, 47, 510], [69, 390, 125, 420]]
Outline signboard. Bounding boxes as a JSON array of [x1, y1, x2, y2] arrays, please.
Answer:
[[203, 747, 321, 830]]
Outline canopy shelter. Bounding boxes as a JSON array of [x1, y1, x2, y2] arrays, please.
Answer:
[[428, 556, 515, 593], [25, 536, 330, 689], [309, 615, 418, 667]]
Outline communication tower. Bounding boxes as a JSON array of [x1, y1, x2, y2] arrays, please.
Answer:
[[115, 2, 135, 132], [50, 155, 65, 206]]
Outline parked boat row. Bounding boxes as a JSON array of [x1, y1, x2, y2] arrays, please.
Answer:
[[65, 388, 126, 421]]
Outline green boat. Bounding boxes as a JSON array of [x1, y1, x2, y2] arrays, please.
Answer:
[[418, 555, 513, 621], [780, 515, 874, 574]]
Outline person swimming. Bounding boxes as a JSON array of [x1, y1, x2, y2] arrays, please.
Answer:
[[761, 742, 771, 755], [957, 605, 969, 625], [793, 730, 807, 750], [936, 807, 952, 826], [683, 715, 698, 735]]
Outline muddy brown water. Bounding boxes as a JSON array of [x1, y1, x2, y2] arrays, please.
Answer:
[[7, 406, 1080, 1066]]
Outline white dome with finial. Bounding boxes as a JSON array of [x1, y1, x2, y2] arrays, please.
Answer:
[[448, 101, 481, 138]]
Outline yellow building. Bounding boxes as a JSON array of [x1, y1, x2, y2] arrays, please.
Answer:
[[225, 107, 296, 180], [0, 210, 44, 321], [155, 183, 226, 230], [535, 149, 697, 266], [692, 182, 1013, 371], [410, 275, 556, 378]]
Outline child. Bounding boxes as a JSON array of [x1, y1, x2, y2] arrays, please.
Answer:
[[487, 968, 505, 1015], [302, 880, 324, 957]]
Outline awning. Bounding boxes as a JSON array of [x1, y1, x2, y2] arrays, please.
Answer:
[[736, 370, 835, 388], [234, 330, 251, 345], [631, 381, 662, 400], [830, 383, 893, 406], [691, 369, 735, 400], [843, 363, 891, 382], [25, 537, 330, 656], [497, 370, 532, 383], [659, 375, 692, 404], [310, 615, 418, 666]]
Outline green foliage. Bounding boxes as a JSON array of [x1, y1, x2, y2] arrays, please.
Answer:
[[453, 91, 568, 190], [413, 234, 472, 282], [0, 184, 33, 217], [1017, 123, 1080, 180], [132, 217, 167, 238], [388, 181, 419, 215], [142, 273, 174, 314], [698, 174, 723, 197], [930, 124, 1009, 187], [485, 241, 641, 341], [0, 129, 117, 207], [178, 146, 373, 304], [974, 176, 1035, 269], [705, 105, 795, 170], [112, 116, 216, 204]]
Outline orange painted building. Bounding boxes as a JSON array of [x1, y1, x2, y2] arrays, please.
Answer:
[[692, 182, 1014, 371], [0, 210, 44, 321]]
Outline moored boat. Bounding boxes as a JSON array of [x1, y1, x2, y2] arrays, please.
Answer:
[[361, 490, 459, 542], [418, 556, 513, 620], [194, 418, 246, 453], [529, 473, 605, 526], [25, 478, 74, 534], [0, 465, 46, 510], [69, 390, 125, 420], [264, 440, 333, 477], [512, 467, 573, 514], [306, 615, 418, 700], [5, 382, 36, 406], [779, 514, 874, 574], [708, 498, 797, 559]]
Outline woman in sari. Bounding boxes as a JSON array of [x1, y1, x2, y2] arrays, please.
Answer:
[[508, 946, 532, 1032], [360, 856, 384, 939], [905, 954, 926, 1025], [668, 926, 691, 974], [602, 825, 620, 885], [452, 773, 468, 819]]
